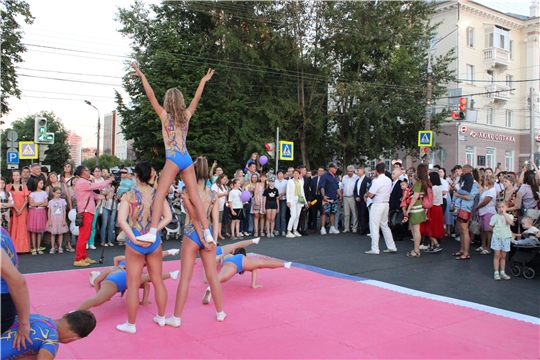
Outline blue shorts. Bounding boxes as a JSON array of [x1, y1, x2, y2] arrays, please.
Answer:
[[185, 227, 213, 249], [127, 228, 161, 255], [222, 254, 244, 274], [119, 260, 126, 266], [105, 271, 127, 293], [166, 149, 193, 171], [216, 246, 223, 256], [491, 237, 511, 252], [323, 201, 339, 214]]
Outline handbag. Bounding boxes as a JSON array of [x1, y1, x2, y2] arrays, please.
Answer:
[[457, 209, 471, 222], [469, 216, 481, 235], [75, 198, 90, 227], [389, 209, 404, 228], [298, 195, 306, 204]]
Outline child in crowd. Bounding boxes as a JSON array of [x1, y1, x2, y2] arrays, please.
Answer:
[[511, 216, 540, 246], [27, 179, 48, 255], [228, 179, 244, 240], [47, 187, 69, 254], [489, 202, 514, 280], [263, 177, 279, 237], [0, 177, 13, 231], [400, 180, 411, 223]]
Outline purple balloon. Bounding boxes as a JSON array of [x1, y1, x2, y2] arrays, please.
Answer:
[[240, 190, 251, 203], [260, 155, 268, 165]]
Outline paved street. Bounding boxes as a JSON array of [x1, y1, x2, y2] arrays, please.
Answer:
[[18, 232, 539, 318]]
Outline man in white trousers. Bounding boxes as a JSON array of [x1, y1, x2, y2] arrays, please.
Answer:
[[341, 165, 359, 233], [364, 162, 398, 254]]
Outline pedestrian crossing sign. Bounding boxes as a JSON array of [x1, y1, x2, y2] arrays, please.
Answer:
[[417, 131, 433, 147], [19, 141, 39, 159], [279, 141, 294, 161]]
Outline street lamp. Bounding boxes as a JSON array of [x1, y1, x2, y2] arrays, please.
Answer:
[[84, 100, 101, 166]]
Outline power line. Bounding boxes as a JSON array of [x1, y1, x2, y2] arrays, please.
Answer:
[[18, 74, 122, 87], [18, 67, 123, 79]]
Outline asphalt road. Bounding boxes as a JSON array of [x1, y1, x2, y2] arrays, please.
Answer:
[[17, 232, 539, 318]]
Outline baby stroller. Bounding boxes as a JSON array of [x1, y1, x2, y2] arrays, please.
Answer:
[[163, 197, 181, 240], [510, 245, 540, 279]]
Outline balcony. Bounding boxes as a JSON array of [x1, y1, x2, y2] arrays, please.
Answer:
[[485, 84, 510, 104], [484, 47, 509, 71]]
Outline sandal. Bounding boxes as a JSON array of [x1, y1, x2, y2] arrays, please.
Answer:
[[480, 249, 491, 255], [456, 254, 471, 260], [475, 247, 484, 252], [38, 250, 44, 255], [406, 250, 421, 258], [31, 250, 37, 256], [58, 248, 64, 254], [452, 251, 463, 257]]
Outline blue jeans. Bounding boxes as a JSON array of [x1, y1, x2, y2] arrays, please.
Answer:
[[100, 208, 116, 243], [276, 199, 287, 232], [241, 203, 253, 233]]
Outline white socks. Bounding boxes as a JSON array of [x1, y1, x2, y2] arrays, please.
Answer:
[[165, 316, 181, 328], [216, 311, 227, 322], [252, 237, 260, 244], [116, 321, 136, 334], [170, 270, 179, 280], [284, 262, 292, 269], [149, 228, 157, 235], [153, 315, 166, 327], [168, 248, 180, 256]]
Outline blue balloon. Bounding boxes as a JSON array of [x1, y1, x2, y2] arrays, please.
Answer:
[[240, 190, 251, 203]]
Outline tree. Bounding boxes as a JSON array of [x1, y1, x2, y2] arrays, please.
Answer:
[[0, 111, 70, 180], [82, 154, 123, 172], [0, 0, 34, 115]]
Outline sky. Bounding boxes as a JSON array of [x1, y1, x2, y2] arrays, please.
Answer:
[[1, 0, 534, 153]]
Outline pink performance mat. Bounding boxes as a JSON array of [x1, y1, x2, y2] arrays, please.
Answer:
[[25, 258, 538, 359]]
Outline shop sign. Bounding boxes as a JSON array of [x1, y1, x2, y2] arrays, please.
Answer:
[[469, 131, 515, 142]]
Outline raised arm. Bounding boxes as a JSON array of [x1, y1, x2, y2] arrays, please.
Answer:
[[131, 62, 165, 117], [186, 68, 214, 116]]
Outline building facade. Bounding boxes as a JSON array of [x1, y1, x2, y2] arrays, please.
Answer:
[[81, 147, 97, 163], [111, 111, 136, 161], [67, 130, 82, 166], [103, 111, 116, 156], [430, 0, 540, 171]]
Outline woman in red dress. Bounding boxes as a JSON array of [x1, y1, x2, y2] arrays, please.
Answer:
[[6, 170, 30, 253], [420, 171, 445, 252]]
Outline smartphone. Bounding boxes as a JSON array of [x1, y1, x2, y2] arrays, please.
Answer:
[[497, 162, 501, 167]]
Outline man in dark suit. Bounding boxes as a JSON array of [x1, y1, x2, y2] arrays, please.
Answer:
[[309, 167, 325, 233], [389, 168, 405, 241], [354, 167, 371, 235], [297, 165, 312, 235]]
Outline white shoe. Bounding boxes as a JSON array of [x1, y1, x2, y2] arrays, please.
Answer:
[[342, 230, 350, 233], [365, 250, 379, 255], [455, 237, 461, 242], [383, 249, 398, 253], [329, 227, 340, 234], [286, 232, 296, 238], [419, 244, 429, 250], [216, 311, 227, 322], [89, 245, 96, 250], [293, 231, 302, 237], [168, 248, 180, 256], [274, 231, 279, 236], [153, 315, 166, 327], [320, 227, 327, 235], [165, 316, 181, 328], [202, 286, 211, 305], [284, 261, 292, 269], [170, 270, 179, 280], [136, 232, 157, 243], [252, 237, 260, 244], [116, 322, 136, 334], [89, 271, 99, 286], [281, 231, 286, 237]]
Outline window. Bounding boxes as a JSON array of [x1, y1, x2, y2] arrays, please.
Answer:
[[466, 146, 475, 167], [466, 27, 475, 48], [486, 70, 494, 83], [505, 150, 514, 172], [505, 110, 513, 127], [506, 74, 514, 94], [486, 148, 496, 169], [509, 40, 514, 59], [486, 108, 494, 125], [485, 26, 509, 50], [466, 64, 474, 84]]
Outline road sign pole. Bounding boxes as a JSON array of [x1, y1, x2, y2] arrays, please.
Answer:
[[276, 127, 279, 173]]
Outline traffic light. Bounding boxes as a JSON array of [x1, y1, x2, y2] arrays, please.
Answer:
[[265, 142, 275, 159], [34, 117, 55, 144], [451, 110, 460, 120], [458, 97, 467, 120]]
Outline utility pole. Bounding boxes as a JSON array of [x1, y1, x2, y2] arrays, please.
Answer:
[[424, 55, 433, 165], [531, 87, 536, 161], [84, 100, 101, 166]]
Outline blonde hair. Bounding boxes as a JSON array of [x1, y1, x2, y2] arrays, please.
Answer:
[[163, 88, 188, 126]]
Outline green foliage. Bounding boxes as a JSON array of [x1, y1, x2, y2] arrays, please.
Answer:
[[82, 154, 123, 172], [0, 0, 34, 115], [115, 0, 454, 172], [1, 111, 70, 181]]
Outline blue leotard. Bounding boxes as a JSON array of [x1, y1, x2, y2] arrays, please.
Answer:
[[162, 113, 193, 171], [119, 259, 126, 266], [1, 227, 17, 294], [1, 314, 59, 359], [222, 254, 244, 274], [184, 186, 214, 249], [104, 267, 127, 293], [127, 228, 161, 255], [216, 246, 223, 256], [125, 187, 161, 255]]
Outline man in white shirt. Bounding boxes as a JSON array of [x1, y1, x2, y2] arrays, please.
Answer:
[[364, 163, 397, 255], [341, 165, 359, 233], [274, 170, 288, 236]]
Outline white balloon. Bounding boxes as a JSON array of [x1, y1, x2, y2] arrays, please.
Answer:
[[68, 209, 77, 222], [70, 222, 79, 235]]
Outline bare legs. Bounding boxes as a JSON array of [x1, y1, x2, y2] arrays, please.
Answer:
[[76, 282, 118, 310], [266, 209, 276, 235]]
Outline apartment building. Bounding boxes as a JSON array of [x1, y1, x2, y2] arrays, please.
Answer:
[[67, 130, 82, 166]]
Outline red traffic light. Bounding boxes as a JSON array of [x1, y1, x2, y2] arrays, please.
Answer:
[[421, 147, 429, 154], [451, 111, 459, 120], [459, 97, 467, 105], [265, 143, 273, 151]]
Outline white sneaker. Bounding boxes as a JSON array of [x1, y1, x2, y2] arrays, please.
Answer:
[[284, 261, 292, 269], [286, 232, 296, 238], [89, 245, 96, 250], [89, 271, 99, 286], [293, 231, 302, 237], [153, 315, 166, 327], [329, 226, 340, 234], [202, 286, 211, 305], [320, 227, 327, 235], [216, 311, 227, 322], [419, 244, 429, 250], [136, 232, 156, 243], [274, 231, 279, 236], [365, 250, 379, 255], [116, 322, 136, 334], [455, 236, 461, 242], [383, 249, 398, 253], [165, 316, 181, 327], [252, 237, 260, 244], [244, 232, 251, 237], [281, 231, 286, 237], [170, 270, 179, 280], [451, 234, 457, 238], [168, 248, 180, 256]]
